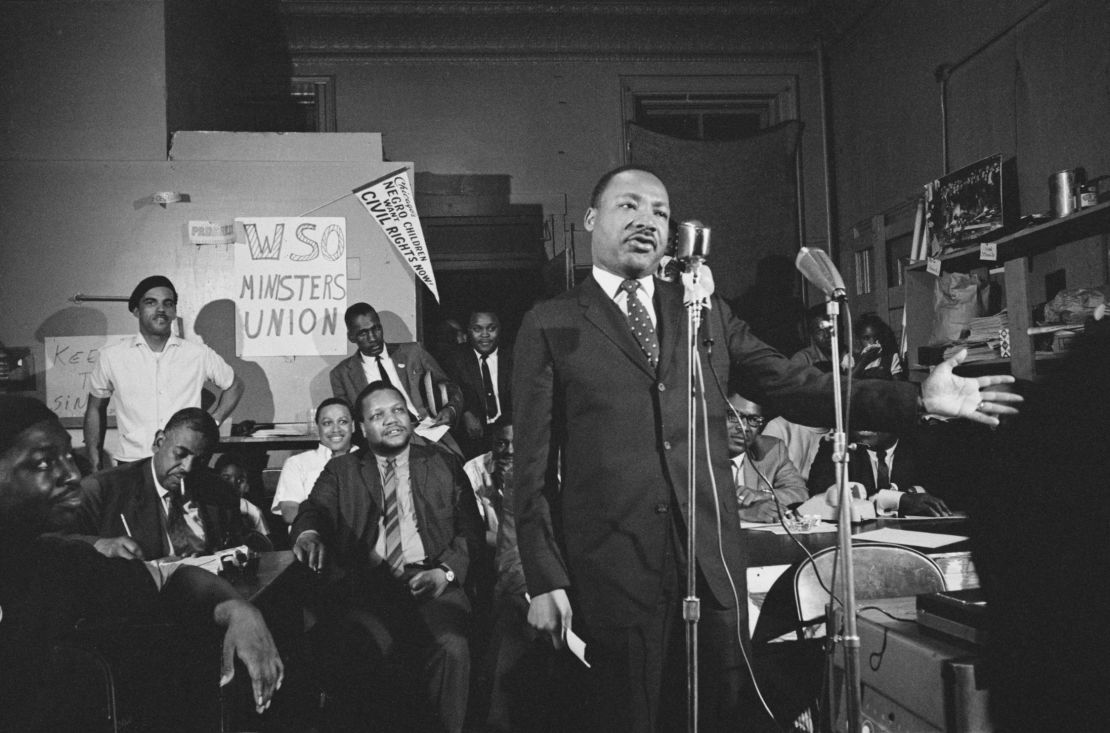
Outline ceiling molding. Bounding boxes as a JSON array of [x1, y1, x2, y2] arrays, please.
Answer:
[[280, 0, 824, 59]]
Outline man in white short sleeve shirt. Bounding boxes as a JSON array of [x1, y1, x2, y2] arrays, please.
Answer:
[[83, 275, 244, 469]]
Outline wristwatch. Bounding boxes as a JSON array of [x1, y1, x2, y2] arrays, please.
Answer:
[[439, 564, 456, 584]]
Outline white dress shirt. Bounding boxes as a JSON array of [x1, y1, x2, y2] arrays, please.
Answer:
[[359, 344, 421, 416], [271, 443, 358, 515], [89, 334, 235, 462], [372, 448, 427, 567], [593, 267, 657, 327]]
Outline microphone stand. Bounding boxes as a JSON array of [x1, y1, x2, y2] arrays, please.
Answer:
[[681, 258, 712, 733], [825, 297, 863, 733]]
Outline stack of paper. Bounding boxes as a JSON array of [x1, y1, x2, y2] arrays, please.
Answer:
[[943, 310, 1008, 362]]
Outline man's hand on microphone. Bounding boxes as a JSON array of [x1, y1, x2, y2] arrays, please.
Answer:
[[527, 588, 572, 649]]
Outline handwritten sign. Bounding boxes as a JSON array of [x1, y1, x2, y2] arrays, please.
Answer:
[[353, 167, 440, 302], [234, 217, 349, 357], [44, 335, 129, 419]]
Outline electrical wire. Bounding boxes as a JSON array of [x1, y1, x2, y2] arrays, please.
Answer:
[[690, 348, 784, 731], [704, 339, 840, 605]]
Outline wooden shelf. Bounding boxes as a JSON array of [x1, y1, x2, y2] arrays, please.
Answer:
[[908, 351, 1066, 374], [906, 199, 1110, 273]]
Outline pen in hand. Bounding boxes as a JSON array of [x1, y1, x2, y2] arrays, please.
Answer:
[[120, 514, 133, 538]]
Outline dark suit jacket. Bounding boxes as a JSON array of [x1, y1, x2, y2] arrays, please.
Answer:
[[512, 275, 920, 627], [329, 342, 463, 422], [807, 433, 929, 498], [68, 460, 241, 560], [442, 345, 512, 425], [291, 443, 483, 585]]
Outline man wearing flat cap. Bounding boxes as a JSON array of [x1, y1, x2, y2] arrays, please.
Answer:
[[83, 275, 244, 470]]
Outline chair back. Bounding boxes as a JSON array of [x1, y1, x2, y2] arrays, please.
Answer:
[[794, 542, 947, 626]]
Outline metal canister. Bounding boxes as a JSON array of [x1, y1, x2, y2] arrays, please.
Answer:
[[1050, 169, 1078, 217]]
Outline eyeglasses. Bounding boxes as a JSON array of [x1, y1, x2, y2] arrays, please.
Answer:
[[727, 413, 764, 428]]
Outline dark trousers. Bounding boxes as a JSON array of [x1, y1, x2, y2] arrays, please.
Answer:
[[310, 567, 471, 733], [577, 526, 779, 733]]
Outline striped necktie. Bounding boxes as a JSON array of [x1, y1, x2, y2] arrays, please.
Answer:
[[381, 458, 405, 577]]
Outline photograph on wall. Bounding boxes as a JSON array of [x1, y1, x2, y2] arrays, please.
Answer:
[[924, 154, 1005, 253]]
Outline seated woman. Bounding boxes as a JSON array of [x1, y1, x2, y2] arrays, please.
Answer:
[[855, 312, 905, 380], [270, 397, 356, 524], [213, 452, 270, 539]]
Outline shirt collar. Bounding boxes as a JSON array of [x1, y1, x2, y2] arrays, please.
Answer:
[[593, 266, 655, 301], [131, 333, 181, 351], [151, 461, 184, 503], [359, 343, 391, 364], [374, 446, 410, 468], [867, 439, 899, 456], [473, 348, 498, 361], [315, 442, 358, 458]]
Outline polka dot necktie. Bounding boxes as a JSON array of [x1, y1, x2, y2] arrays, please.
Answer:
[[620, 279, 659, 369]]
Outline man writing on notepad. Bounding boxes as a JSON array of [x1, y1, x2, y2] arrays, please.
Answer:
[[64, 408, 247, 560]]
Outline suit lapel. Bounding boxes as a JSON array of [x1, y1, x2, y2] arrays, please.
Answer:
[[580, 276, 655, 379], [359, 453, 385, 514], [855, 450, 877, 495], [346, 354, 368, 395]]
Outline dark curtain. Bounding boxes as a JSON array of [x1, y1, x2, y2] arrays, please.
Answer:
[[628, 120, 803, 302]]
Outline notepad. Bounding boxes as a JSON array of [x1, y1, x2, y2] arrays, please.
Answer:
[[851, 528, 967, 548]]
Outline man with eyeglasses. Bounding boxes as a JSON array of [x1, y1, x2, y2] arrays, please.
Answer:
[[726, 391, 808, 523]]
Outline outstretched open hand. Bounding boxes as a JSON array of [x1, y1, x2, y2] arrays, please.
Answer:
[[921, 349, 1023, 426]]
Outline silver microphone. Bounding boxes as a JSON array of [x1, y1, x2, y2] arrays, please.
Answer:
[[795, 246, 847, 300], [675, 220, 711, 263]]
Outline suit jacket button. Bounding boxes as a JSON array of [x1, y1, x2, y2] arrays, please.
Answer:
[[655, 503, 669, 514], [663, 441, 672, 450], [657, 382, 666, 391]]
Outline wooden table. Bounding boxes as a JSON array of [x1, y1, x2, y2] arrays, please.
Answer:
[[219, 434, 320, 453]]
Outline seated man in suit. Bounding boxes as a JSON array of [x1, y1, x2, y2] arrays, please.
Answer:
[[65, 407, 246, 560], [292, 380, 484, 733], [329, 302, 463, 454], [806, 428, 951, 516], [0, 396, 282, 731], [726, 391, 808, 522], [445, 309, 512, 459]]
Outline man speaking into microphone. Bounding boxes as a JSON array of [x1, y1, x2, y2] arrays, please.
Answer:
[[512, 164, 1021, 732]]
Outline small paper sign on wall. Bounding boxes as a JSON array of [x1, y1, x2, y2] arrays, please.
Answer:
[[234, 217, 349, 357], [353, 167, 440, 303]]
